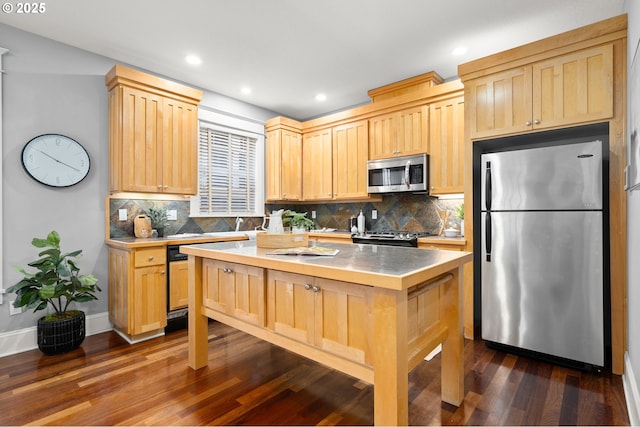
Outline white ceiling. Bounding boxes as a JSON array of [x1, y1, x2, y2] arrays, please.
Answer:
[[0, 0, 625, 120]]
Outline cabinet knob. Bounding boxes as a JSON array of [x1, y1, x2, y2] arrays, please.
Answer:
[[148, 256, 154, 261], [533, 119, 540, 125], [164, 185, 169, 190], [525, 121, 532, 126], [312, 285, 321, 293], [161, 270, 166, 275], [304, 283, 312, 290], [223, 268, 234, 274], [157, 185, 163, 189]]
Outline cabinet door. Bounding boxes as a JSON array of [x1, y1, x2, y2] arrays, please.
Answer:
[[162, 98, 198, 194], [429, 96, 464, 195], [265, 129, 282, 201], [281, 130, 303, 200], [368, 111, 397, 159], [312, 278, 372, 365], [333, 120, 369, 199], [267, 270, 314, 343], [533, 44, 613, 129], [202, 259, 266, 326], [169, 260, 189, 310], [302, 129, 333, 200], [120, 86, 163, 192], [132, 265, 167, 334], [467, 67, 532, 139], [396, 105, 429, 156]]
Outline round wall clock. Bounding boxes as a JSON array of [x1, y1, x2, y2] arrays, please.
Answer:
[[21, 134, 91, 187]]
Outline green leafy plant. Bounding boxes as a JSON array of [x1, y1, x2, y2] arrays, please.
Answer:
[[455, 203, 464, 220], [6, 231, 101, 321], [283, 210, 314, 230], [147, 206, 168, 228]]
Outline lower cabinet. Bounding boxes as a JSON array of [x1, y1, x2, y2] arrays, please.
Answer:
[[202, 259, 266, 326], [266, 270, 372, 365], [169, 259, 189, 310], [108, 246, 167, 341]]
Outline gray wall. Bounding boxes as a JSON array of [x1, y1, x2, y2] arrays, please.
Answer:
[[624, 0, 640, 420], [0, 23, 278, 333]]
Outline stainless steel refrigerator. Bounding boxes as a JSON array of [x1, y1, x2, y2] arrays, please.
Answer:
[[480, 139, 606, 368]]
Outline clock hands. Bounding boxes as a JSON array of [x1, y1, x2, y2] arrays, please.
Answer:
[[36, 149, 81, 172]]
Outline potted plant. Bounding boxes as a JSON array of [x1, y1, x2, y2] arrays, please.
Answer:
[[283, 210, 314, 233], [147, 205, 168, 237], [6, 230, 101, 355], [455, 203, 464, 236]]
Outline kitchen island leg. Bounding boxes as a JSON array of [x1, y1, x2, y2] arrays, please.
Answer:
[[372, 287, 409, 426], [440, 266, 464, 406], [188, 255, 208, 369]]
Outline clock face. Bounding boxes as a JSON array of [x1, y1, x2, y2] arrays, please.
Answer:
[[21, 134, 91, 187]]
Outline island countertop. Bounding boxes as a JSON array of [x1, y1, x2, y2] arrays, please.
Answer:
[[180, 240, 472, 291]]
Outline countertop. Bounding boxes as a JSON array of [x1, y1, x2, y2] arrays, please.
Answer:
[[105, 230, 467, 249], [180, 240, 472, 291]]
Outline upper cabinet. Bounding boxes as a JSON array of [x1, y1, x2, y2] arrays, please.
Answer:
[[265, 117, 303, 201], [429, 93, 464, 195], [106, 65, 202, 195], [368, 105, 428, 159], [464, 44, 614, 139]]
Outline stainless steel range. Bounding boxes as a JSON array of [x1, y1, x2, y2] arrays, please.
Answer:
[[351, 231, 434, 247]]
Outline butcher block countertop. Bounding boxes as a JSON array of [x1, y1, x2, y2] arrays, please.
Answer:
[[181, 240, 471, 291]]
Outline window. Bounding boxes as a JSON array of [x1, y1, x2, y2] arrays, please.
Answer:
[[190, 109, 264, 217]]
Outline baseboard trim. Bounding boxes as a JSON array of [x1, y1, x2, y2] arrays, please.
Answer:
[[0, 311, 112, 358], [623, 352, 640, 426]]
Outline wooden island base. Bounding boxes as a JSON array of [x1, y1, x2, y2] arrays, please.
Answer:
[[183, 241, 471, 426]]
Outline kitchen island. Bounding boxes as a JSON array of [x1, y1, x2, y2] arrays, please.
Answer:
[[182, 240, 472, 426]]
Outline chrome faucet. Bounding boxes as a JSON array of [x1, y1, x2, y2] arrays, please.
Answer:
[[235, 217, 244, 232]]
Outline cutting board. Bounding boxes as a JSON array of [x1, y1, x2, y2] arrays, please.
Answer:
[[134, 215, 152, 238]]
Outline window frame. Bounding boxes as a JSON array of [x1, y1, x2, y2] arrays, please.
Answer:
[[190, 108, 265, 218]]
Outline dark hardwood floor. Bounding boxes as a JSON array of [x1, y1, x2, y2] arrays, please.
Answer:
[[0, 321, 629, 426]]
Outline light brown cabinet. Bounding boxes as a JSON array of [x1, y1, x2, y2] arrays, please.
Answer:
[[302, 120, 369, 201], [368, 105, 428, 159], [429, 95, 464, 195], [106, 65, 202, 195], [202, 259, 266, 327], [265, 118, 303, 201], [302, 128, 333, 200], [466, 44, 613, 139], [168, 260, 189, 310], [267, 270, 372, 364], [108, 246, 167, 341]]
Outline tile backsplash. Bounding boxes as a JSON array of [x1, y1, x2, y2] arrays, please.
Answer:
[[108, 194, 463, 238]]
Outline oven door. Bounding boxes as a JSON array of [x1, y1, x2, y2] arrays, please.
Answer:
[[367, 153, 428, 193]]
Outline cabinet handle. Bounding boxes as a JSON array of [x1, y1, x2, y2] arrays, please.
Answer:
[[223, 268, 234, 274], [525, 121, 532, 126], [312, 285, 320, 293], [304, 283, 312, 290], [157, 185, 163, 189], [533, 119, 540, 125], [163, 185, 169, 190], [161, 270, 166, 275], [148, 256, 154, 261]]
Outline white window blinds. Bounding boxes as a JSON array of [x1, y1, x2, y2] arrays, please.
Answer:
[[197, 125, 258, 215]]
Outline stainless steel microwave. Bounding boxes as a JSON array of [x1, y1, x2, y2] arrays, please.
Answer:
[[367, 153, 429, 193]]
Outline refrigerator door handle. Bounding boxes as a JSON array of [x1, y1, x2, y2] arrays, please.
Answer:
[[485, 212, 492, 262], [485, 161, 492, 211]]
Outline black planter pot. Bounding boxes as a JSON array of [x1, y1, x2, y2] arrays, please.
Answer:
[[37, 310, 86, 355]]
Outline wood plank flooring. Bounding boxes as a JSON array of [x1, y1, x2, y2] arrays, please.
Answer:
[[0, 321, 629, 425]]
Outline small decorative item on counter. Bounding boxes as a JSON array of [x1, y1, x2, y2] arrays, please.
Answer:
[[357, 210, 365, 234], [283, 210, 314, 233], [147, 206, 168, 237], [444, 228, 459, 238], [455, 203, 464, 237]]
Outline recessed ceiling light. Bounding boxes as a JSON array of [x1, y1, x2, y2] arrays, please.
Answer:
[[241, 86, 252, 95], [185, 54, 202, 65], [315, 93, 327, 102], [451, 46, 467, 56]]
